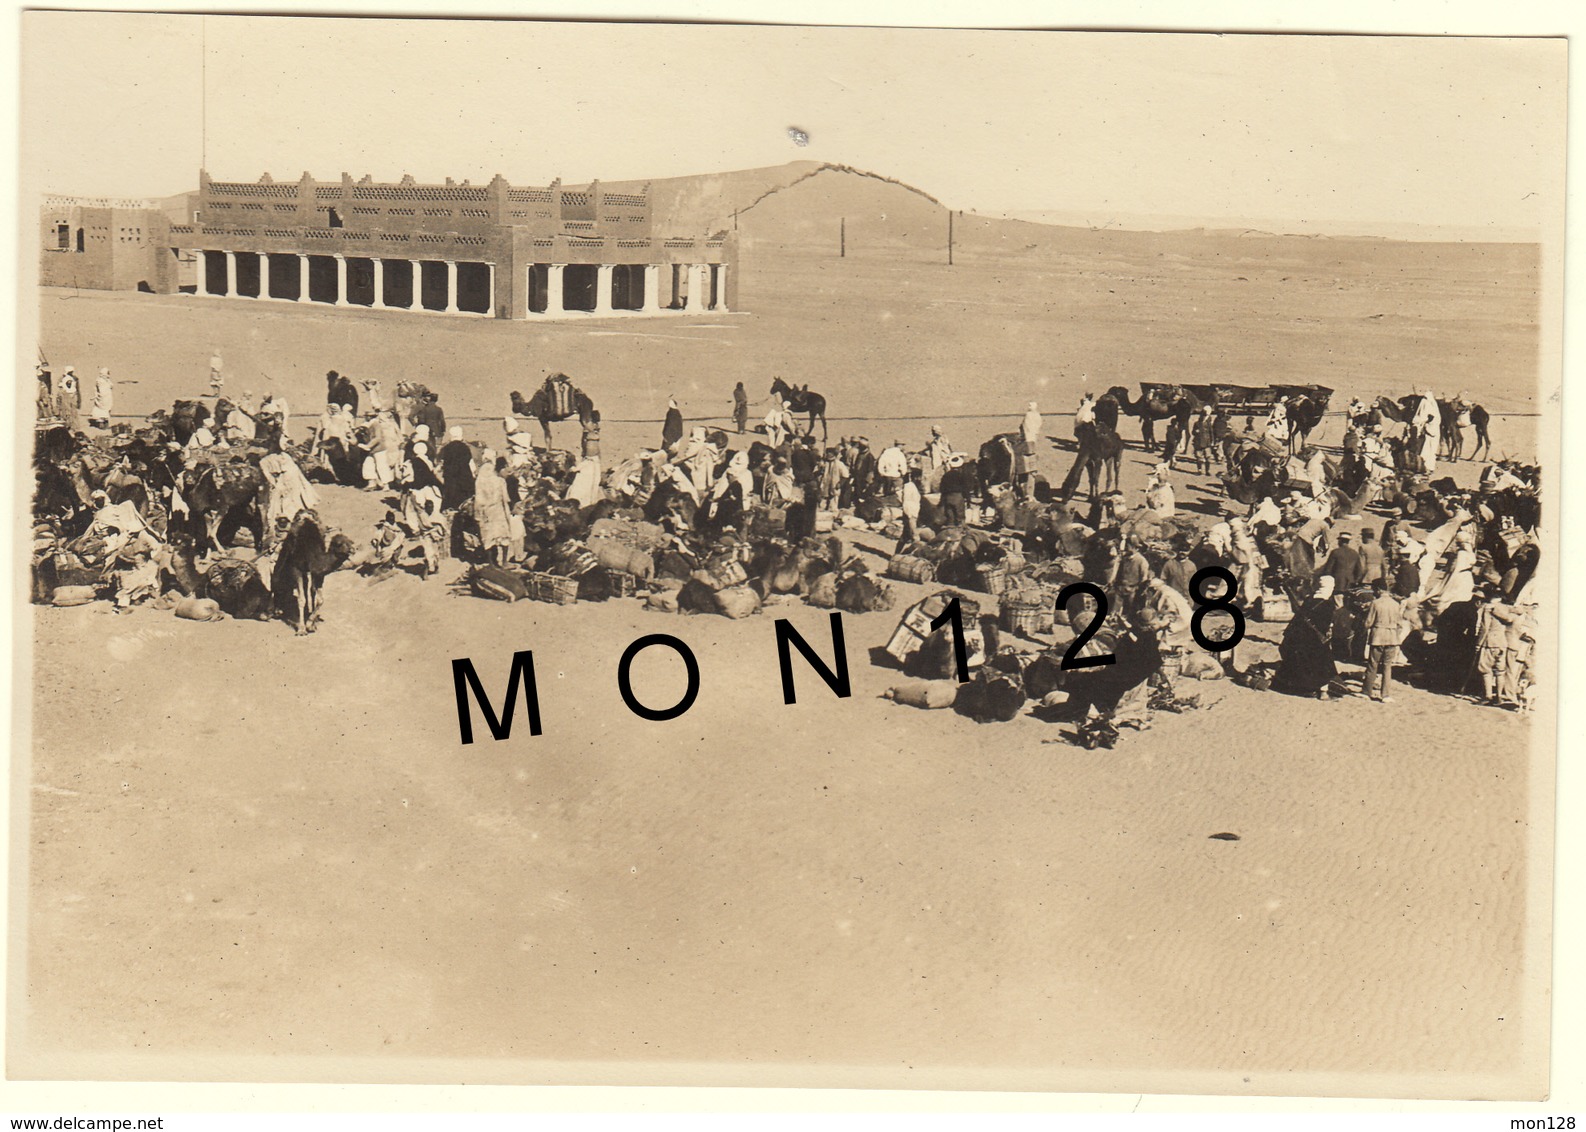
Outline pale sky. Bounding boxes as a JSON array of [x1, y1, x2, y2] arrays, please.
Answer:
[[20, 13, 1567, 236]]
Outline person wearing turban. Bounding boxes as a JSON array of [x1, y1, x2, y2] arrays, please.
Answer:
[[472, 448, 514, 566], [503, 415, 536, 470], [706, 450, 754, 533], [89, 366, 114, 428]]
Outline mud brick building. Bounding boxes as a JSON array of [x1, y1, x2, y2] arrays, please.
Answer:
[[40, 170, 735, 320]]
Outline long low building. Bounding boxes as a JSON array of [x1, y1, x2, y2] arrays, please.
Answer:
[[40, 170, 736, 320]]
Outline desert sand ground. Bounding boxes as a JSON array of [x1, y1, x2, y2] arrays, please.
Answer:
[[17, 235, 1548, 1090]]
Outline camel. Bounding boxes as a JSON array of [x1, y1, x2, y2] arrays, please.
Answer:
[[1321, 452, 1382, 518], [1093, 390, 1122, 433], [976, 432, 1022, 503], [271, 509, 355, 635], [1108, 384, 1201, 452], [182, 460, 268, 554], [1282, 393, 1329, 454], [769, 378, 828, 441], [510, 374, 599, 448], [1057, 422, 1124, 503], [1220, 444, 1288, 507]]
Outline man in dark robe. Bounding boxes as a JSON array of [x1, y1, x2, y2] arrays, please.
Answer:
[[732, 383, 749, 434], [789, 435, 821, 537], [1274, 576, 1340, 699], [438, 427, 475, 512], [326, 370, 360, 416], [847, 437, 878, 506], [662, 397, 684, 450], [1113, 533, 1152, 614], [938, 454, 975, 528], [1160, 539, 1197, 597]]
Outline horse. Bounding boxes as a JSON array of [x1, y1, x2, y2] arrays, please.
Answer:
[[1389, 394, 1491, 464], [511, 374, 599, 448], [769, 378, 828, 442]]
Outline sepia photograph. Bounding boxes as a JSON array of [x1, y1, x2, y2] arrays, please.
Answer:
[[9, 11, 1567, 1101]]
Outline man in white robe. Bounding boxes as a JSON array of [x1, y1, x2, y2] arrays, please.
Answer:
[[1411, 389, 1441, 474]]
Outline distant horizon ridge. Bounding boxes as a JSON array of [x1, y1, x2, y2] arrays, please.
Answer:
[[41, 158, 1539, 245]]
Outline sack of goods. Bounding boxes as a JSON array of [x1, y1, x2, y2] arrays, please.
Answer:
[[1255, 587, 1293, 623], [692, 558, 749, 592], [468, 564, 529, 602], [588, 538, 656, 581], [953, 663, 1027, 723], [588, 517, 669, 551], [644, 589, 680, 614], [836, 572, 896, 614], [988, 535, 1028, 573], [886, 554, 936, 584], [883, 679, 960, 710], [174, 596, 225, 622], [51, 585, 99, 607], [713, 585, 762, 620]]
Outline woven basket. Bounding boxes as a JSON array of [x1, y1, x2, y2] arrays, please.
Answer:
[[886, 555, 936, 584], [974, 562, 1011, 596], [602, 568, 638, 597], [1000, 593, 1055, 636], [526, 571, 580, 606]]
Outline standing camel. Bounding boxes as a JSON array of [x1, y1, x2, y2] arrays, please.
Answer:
[[510, 374, 599, 448], [1057, 422, 1124, 503], [1284, 393, 1329, 454], [1109, 384, 1200, 453]]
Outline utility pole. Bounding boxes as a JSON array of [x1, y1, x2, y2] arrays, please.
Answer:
[[840, 216, 846, 258], [947, 210, 954, 266]]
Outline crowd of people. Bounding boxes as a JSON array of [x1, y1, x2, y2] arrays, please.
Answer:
[[31, 357, 1543, 726]]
